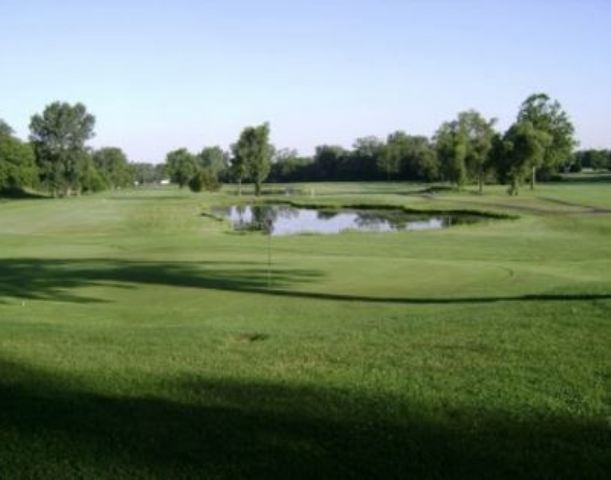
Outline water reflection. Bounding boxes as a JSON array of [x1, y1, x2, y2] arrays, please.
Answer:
[[213, 204, 484, 236]]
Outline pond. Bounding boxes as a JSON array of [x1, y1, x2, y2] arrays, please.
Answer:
[[212, 204, 487, 236]]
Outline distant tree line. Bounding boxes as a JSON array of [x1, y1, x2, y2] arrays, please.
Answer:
[[2, 93, 607, 198], [263, 94, 584, 195], [131, 162, 166, 185], [568, 149, 611, 172], [164, 93, 587, 196]]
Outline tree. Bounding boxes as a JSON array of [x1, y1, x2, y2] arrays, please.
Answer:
[[93, 147, 133, 189], [132, 162, 166, 184], [29, 102, 96, 196], [459, 110, 496, 193], [434, 121, 468, 188], [353, 136, 384, 159], [231, 123, 273, 196], [198, 146, 229, 177], [230, 150, 248, 195], [352, 136, 384, 180], [313, 145, 348, 180], [80, 153, 107, 193], [165, 148, 198, 188], [501, 120, 552, 195], [434, 111, 496, 190], [188, 168, 221, 192], [379, 132, 406, 180], [488, 133, 507, 180], [517, 93, 576, 189], [405, 136, 439, 181], [0, 119, 14, 137], [269, 148, 313, 182], [584, 150, 609, 170], [0, 122, 38, 193]]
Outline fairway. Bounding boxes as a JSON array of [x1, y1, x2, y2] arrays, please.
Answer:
[[1, 182, 610, 479]]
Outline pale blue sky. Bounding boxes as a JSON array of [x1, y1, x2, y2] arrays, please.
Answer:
[[1, 0, 610, 162]]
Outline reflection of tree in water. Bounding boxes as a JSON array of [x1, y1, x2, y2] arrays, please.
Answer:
[[251, 206, 274, 234], [274, 205, 299, 221], [316, 209, 339, 220], [251, 205, 299, 234], [354, 211, 465, 230], [233, 205, 253, 231], [354, 210, 410, 231], [230, 205, 298, 234], [354, 212, 388, 230]]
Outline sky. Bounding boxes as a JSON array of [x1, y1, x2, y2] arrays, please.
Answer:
[[1, 0, 610, 163]]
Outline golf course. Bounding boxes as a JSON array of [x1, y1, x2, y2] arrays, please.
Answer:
[[1, 180, 609, 479]]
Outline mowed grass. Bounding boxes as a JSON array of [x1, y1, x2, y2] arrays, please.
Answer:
[[1, 181, 610, 479]]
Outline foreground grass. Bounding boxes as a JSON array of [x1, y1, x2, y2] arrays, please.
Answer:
[[1, 181, 610, 479]]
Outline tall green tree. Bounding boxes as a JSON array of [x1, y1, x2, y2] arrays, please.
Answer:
[[434, 121, 468, 188], [404, 135, 439, 181], [93, 147, 133, 189], [434, 111, 496, 191], [352, 136, 384, 179], [29, 102, 96, 196], [231, 123, 272, 196], [379, 132, 407, 180], [231, 151, 248, 195], [459, 110, 497, 193], [387, 133, 439, 181], [165, 148, 198, 188], [501, 120, 552, 195], [79, 153, 107, 193], [0, 121, 38, 193], [517, 93, 576, 189]]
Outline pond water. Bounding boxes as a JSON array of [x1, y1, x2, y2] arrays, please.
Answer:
[[212, 204, 486, 236]]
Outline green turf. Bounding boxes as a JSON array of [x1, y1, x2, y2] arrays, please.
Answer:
[[1, 181, 610, 479]]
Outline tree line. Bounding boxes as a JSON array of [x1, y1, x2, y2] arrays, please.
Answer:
[[1, 103, 133, 196], [163, 123, 272, 195], [2, 93, 608, 198], [569, 149, 611, 172], [266, 93, 584, 195], [163, 93, 584, 195]]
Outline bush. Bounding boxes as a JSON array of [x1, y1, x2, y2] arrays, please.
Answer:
[[188, 169, 221, 193]]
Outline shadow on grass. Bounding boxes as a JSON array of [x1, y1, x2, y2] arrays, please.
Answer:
[[1, 357, 609, 479], [108, 194, 193, 201], [0, 258, 610, 305], [0, 188, 48, 199], [554, 173, 611, 184], [0, 258, 322, 304]]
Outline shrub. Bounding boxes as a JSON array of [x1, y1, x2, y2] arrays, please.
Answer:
[[188, 169, 221, 193]]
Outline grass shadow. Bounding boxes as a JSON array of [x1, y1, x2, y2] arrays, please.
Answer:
[[0, 188, 48, 199], [0, 357, 608, 479], [0, 258, 609, 305], [0, 258, 322, 304], [555, 173, 611, 184]]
